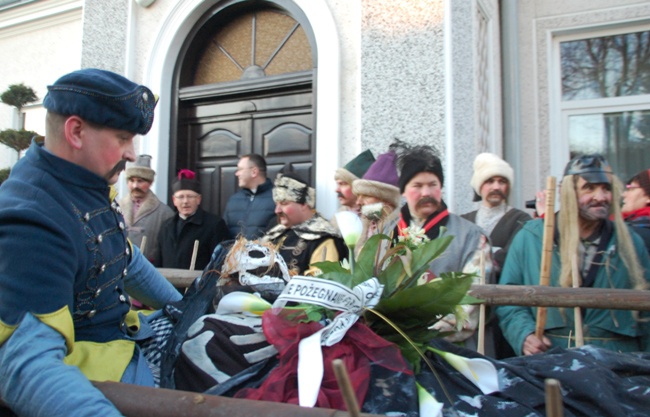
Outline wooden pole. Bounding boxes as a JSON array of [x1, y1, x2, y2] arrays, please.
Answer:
[[332, 359, 361, 417], [189, 240, 199, 271], [467, 284, 650, 311], [571, 255, 584, 347], [89, 381, 377, 417], [477, 250, 486, 355], [535, 176, 556, 340], [545, 378, 564, 417], [139, 236, 147, 255]]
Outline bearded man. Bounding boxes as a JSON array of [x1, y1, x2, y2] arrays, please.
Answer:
[[461, 153, 532, 277], [384, 143, 492, 346], [496, 154, 650, 356]]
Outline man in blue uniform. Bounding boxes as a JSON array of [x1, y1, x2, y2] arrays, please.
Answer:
[[0, 69, 182, 416]]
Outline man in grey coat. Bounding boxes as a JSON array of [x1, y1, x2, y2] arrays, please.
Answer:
[[119, 154, 174, 265]]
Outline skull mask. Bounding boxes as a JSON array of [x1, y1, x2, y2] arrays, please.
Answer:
[[219, 239, 291, 287]]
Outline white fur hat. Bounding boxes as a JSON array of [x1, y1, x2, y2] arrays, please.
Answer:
[[470, 153, 514, 196]]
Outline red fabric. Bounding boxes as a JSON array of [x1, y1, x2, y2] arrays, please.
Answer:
[[398, 209, 449, 237], [235, 309, 412, 410], [623, 206, 650, 221]]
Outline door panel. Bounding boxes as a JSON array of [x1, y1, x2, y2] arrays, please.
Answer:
[[180, 91, 314, 217]]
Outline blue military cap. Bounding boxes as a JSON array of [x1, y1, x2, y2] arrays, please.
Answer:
[[43, 68, 157, 135]]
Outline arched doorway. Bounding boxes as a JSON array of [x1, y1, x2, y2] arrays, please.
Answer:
[[171, 1, 317, 217]]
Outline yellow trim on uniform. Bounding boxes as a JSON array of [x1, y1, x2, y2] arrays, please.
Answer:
[[64, 339, 135, 382], [0, 319, 17, 346], [124, 309, 141, 333], [34, 306, 75, 353], [109, 185, 119, 202], [0, 307, 74, 349]]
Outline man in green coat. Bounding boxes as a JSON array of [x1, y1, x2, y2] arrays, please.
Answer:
[[496, 154, 650, 356]]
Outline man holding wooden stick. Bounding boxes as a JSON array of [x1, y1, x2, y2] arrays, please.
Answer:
[[496, 154, 650, 356], [157, 169, 228, 270]]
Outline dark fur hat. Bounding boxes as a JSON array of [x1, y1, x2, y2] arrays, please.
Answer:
[[395, 140, 444, 192]]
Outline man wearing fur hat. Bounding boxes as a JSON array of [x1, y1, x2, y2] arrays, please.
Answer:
[[496, 154, 650, 356], [0, 69, 182, 416], [384, 143, 493, 346], [262, 170, 347, 275], [158, 169, 229, 270], [334, 149, 375, 214], [119, 154, 174, 265], [461, 153, 532, 277], [351, 147, 401, 254]]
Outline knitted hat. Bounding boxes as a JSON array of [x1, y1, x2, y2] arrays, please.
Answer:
[[334, 150, 376, 185], [43, 68, 157, 135], [125, 154, 155, 182], [630, 169, 650, 198], [470, 153, 514, 198], [273, 167, 316, 208], [352, 150, 401, 208], [396, 143, 444, 192], [172, 169, 201, 194], [564, 154, 612, 184]]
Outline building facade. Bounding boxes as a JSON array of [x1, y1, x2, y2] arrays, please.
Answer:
[[0, 0, 648, 218]]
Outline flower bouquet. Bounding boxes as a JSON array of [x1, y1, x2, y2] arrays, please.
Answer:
[[314, 211, 480, 368]]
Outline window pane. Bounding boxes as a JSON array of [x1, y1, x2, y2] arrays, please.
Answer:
[[569, 110, 650, 180], [561, 31, 650, 100]]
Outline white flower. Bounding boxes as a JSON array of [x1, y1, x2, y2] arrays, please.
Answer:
[[335, 211, 363, 247], [397, 225, 430, 248], [417, 382, 443, 417], [339, 258, 351, 270], [429, 347, 499, 394], [216, 292, 272, 316], [360, 202, 385, 221]]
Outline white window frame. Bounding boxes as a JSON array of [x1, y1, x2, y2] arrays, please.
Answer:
[[550, 21, 650, 177]]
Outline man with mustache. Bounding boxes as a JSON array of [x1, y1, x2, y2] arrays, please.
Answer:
[[119, 154, 174, 265], [333, 149, 375, 215], [385, 143, 492, 348], [496, 154, 650, 356], [0, 69, 182, 416], [262, 168, 347, 275], [461, 153, 532, 278]]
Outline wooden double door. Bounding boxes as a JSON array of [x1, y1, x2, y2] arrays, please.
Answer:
[[175, 87, 314, 217]]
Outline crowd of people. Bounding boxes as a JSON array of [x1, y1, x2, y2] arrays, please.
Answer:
[[1, 68, 650, 416]]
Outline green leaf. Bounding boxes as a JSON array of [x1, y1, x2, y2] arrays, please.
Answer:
[[374, 274, 474, 323], [310, 260, 348, 275], [353, 234, 391, 285], [406, 235, 454, 282], [316, 270, 356, 288]]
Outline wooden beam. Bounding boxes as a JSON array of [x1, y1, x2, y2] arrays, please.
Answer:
[[156, 269, 650, 312], [92, 381, 381, 417], [469, 284, 650, 311]]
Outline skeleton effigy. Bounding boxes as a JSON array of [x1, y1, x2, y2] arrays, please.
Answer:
[[145, 212, 650, 417]]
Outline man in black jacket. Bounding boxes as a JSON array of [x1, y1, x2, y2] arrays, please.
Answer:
[[223, 154, 276, 239], [158, 170, 229, 269]]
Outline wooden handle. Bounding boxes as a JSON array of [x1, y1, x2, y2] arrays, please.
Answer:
[[332, 359, 360, 417], [477, 250, 486, 355], [139, 236, 147, 255], [189, 240, 199, 271], [535, 176, 556, 339], [571, 255, 584, 347]]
